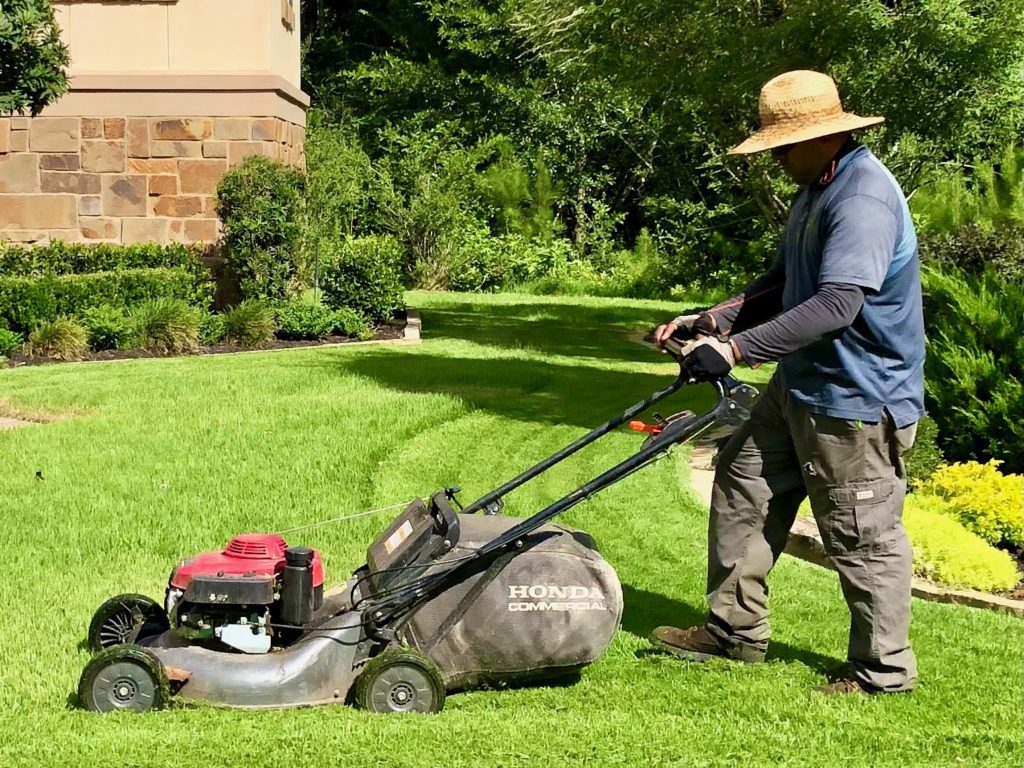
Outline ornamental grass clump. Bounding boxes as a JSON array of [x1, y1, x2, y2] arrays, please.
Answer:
[[916, 460, 1024, 548], [129, 298, 201, 355], [222, 300, 276, 348], [26, 318, 89, 361]]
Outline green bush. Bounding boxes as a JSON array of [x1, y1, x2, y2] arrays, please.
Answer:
[[0, 327, 23, 358], [903, 494, 1020, 593], [200, 313, 227, 345], [0, 241, 209, 280], [222, 300, 276, 348], [921, 267, 1024, 473], [80, 305, 132, 351], [0, 268, 208, 334], [904, 415, 943, 488], [274, 300, 336, 340], [919, 223, 1024, 282], [0, 0, 69, 115], [911, 144, 1024, 234], [129, 299, 201, 355], [216, 155, 306, 301], [331, 307, 372, 341], [320, 236, 404, 322], [26, 318, 89, 361], [916, 461, 1024, 548]]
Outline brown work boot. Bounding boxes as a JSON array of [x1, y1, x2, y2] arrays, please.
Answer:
[[650, 625, 765, 663]]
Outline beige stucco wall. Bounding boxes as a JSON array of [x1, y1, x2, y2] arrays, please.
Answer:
[[52, 0, 301, 88]]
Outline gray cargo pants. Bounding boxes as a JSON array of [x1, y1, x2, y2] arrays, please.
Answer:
[[705, 372, 918, 691]]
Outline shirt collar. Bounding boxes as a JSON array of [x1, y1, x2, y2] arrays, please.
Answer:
[[813, 137, 863, 189]]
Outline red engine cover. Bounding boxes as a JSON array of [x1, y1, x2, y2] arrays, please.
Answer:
[[169, 533, 325, 591]]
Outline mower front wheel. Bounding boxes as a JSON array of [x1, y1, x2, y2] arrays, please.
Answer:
[[354, 649, 446, 714], [78, 645, 170, 713], [87, 593, 169, 653]]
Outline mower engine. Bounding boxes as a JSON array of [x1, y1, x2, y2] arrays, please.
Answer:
[[164, 534, 325, 654]]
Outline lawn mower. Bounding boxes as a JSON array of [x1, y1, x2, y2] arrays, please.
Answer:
[[77, 339, 758, 714]]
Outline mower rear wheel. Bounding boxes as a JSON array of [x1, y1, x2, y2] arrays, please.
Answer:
[[87, 593, 169, 653], [354, 649, 446, 714], [78, 645, 170, 713]]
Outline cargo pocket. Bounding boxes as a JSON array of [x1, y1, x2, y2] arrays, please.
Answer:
[[818, 479, 896, 555]]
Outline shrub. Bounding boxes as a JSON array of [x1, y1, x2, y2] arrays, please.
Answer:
[[0, 268, 210, 334], [130, 299, 201, 355], [222, 300, 276, 348], [200, 313, 227, 345], [216, 155, 306, 301], [915, 461, 1024, 548], [331, 307, 372, 341], [80, 305, 131, 351], [903, 415, 943, 488], [274, 301, 336, 341], [320, 236, 404, 323], [921, 267, 1024, 473], [919, 223, 1024, 282], [903, 494, 1020, 593], [26, 318, 89, 361], [0, 327, 23, 358], [0, 241, 208, 281]]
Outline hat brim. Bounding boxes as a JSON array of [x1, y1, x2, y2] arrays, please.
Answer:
[[728, 114, 885, 155]]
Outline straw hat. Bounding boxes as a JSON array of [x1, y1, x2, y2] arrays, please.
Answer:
[[729, 70, 884, 155]]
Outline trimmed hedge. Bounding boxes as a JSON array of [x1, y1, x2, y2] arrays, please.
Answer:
[[0, 268, 207, 333], [320, 236, 404, 323], [0, 241, 207, 278]]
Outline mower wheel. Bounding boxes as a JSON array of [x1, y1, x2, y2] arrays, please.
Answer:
[[87, 593, 169, 653], [354, 648, 446, 714], [78, 645, 170, 713]]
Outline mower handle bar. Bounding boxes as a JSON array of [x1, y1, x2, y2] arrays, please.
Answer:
[[460, 337, 730, 516]]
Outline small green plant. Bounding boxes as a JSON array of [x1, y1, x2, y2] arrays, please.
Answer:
[[26, 318, 89, 361], [915, 460, 1024, 548], [274, 300, 336, 340], [215, 155, 306, 301], [130, 298, 201, 355], [320, 236, 404, 323], [200, 313, 227, 345], [222, 300, 276, 348], [79, 305, 131, 351], [0, 326, 23, 358], [331, 307, 372, 340]]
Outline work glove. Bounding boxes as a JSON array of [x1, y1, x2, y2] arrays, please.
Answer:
[[681, 336, 738, 382], [653, 312, 716, 349]]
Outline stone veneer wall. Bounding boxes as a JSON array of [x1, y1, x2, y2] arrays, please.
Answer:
[[0, 116, 305, 246]]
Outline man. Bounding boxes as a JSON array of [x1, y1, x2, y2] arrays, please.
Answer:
[[650, 70, 925, 695]]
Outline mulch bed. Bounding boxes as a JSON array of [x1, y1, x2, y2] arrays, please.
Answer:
[[4, 313, 408, 368]]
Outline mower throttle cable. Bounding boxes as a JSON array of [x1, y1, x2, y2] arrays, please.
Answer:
[[274, 499, 416, 535]]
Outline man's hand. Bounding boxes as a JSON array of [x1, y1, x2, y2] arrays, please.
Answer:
[[681, 336, 740, 381], [653, 312, 716, 349]]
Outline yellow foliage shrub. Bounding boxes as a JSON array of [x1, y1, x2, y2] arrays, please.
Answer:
[[902, 495, 1021, 593], [915, 460, 1024, 547]]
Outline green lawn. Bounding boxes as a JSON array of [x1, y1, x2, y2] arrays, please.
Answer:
[[0, 291, 1021, 767]]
